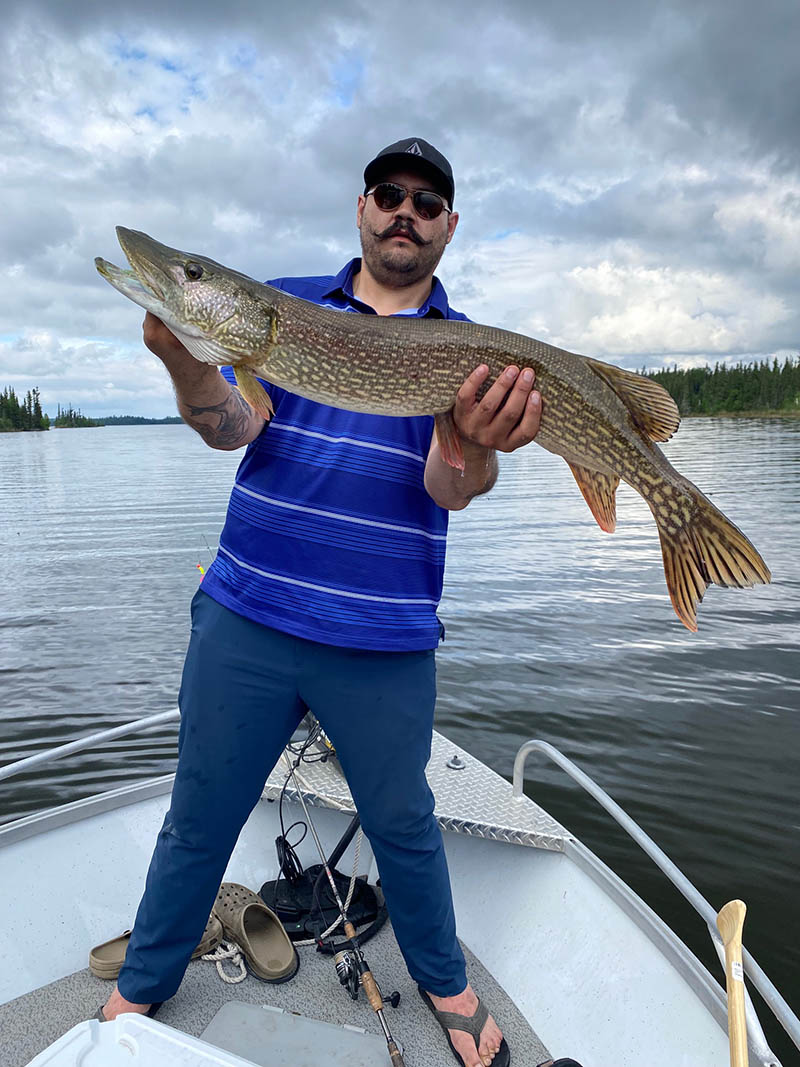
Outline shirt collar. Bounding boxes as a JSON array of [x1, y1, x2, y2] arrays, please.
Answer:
[[322, 258, 450, 318]]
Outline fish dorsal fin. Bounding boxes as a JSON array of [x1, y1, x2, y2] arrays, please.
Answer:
[[585, 358, 680, 443], [567, 462, 620, 533]]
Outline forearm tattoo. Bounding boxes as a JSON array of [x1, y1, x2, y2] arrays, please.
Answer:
[[184, 388, 257, 448]]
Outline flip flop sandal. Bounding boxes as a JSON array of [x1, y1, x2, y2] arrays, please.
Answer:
[[537, 1061, 585, 1066], [418, 986, 510, 1067], [89, 912, 223, 979], [95, 1002, 162, 1022], [212, 882, 299, 983]]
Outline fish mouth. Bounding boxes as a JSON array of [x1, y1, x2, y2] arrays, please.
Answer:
[[94, 257, 162, 303], [95, 228, 182, 318], [96, 227, 238, 364], [115, 227, 175, 302]]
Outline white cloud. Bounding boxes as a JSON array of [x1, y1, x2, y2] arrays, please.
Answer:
[[1, 1, 799, 414], [714, 175, 800, 273], [0, 330, 175, 416], [443, 234, 792, 366]]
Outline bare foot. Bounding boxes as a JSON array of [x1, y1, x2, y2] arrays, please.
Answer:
[[100, 986, 153, 1021], [426, 984, 504, 1067]]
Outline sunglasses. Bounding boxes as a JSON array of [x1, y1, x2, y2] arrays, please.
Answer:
[[366, 182, 451, 221]]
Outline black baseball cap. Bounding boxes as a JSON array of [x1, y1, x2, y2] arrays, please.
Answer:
[[363, 138, 455, 209]]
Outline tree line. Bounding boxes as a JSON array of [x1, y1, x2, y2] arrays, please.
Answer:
[[101, 414, 183, 425], [646, 356, 800, 415], [4, 360, 799, 432], [0, 387, 50, 431], [54, 404, 103, 428]]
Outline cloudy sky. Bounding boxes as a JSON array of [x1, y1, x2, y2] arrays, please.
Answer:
[[2, 0, 798, 417]]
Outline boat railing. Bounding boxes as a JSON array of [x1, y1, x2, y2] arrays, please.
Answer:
[[1, 720, 795, 1061], [0, 710, 181, 785], [512, 738, 798, 1063]]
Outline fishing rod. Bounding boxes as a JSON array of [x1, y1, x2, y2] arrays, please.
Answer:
[[284, 754, 406, 1067]]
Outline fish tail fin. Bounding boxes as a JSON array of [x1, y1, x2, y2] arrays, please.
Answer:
[[653, 488, 771, 631]]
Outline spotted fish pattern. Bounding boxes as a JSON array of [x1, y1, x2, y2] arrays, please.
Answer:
[[96, 228, 771, 631]]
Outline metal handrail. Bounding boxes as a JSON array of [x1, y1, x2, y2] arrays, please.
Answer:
[[0, 710, 180, 783], [513, 739, 799, 1060]]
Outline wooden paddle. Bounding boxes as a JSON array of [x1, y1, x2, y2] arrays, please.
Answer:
[[716, 899, 749, 1067]]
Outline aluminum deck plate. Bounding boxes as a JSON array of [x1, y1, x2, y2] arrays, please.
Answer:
[[264, 729, 570, 852]]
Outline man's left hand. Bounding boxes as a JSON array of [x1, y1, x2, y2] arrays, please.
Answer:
[[453, 364, 542, 453]]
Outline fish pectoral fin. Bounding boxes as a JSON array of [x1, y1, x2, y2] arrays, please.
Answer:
[[585, 358, 680, 443], [434, 410, 465, 471], [233, 366, 274, 420], [567, 463, 619, 533]]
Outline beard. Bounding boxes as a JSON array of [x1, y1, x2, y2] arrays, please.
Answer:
[[360, 218, 448, 288]]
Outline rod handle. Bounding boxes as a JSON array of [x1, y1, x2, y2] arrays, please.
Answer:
[[388, 1040, 406, 1066], [717, 899, 749, 1067], [360, 968, 385, 1012]]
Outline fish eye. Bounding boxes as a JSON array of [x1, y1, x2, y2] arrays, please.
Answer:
[[184, 262, 204, 281]]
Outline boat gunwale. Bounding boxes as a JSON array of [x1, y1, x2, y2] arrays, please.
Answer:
[[1, 716, 794, 1065]]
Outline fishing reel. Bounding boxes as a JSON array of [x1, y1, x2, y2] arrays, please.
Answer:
[[333, 950, 400, 1008], [334, 949, 360, 1000]]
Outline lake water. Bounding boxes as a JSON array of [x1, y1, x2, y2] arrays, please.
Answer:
[[1, 419, 798, 1055]]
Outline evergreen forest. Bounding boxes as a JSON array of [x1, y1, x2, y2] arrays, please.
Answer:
[[53, 404, 103, 428], [647, 356, 800, 416], [0, 387, 50, 431], [3, 359, 799, 432], [100, 415, 183, 425]]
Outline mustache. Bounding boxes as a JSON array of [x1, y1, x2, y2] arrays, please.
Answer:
[[377, 221, 427, 246]]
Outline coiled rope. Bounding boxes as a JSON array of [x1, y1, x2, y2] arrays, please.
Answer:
[[200, 939, 247, 984]]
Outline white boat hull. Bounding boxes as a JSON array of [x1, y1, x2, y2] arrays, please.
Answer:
[[1, 737, 736, 1067]]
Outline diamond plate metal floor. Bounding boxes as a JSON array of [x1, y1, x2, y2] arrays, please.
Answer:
[[266, 729, 571, 852]]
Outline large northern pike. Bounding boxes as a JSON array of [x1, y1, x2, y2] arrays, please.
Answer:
[[96, 227, 771, 631]]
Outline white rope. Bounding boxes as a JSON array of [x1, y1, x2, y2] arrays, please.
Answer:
[[201, 939, 247, 984], [294, 827, 365, 946], [279, 748, 369, 945]]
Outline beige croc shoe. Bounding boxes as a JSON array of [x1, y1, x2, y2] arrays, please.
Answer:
[[212, 882, 299, 983], [89, 912, 223, 979]]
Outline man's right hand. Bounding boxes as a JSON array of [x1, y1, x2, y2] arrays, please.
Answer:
[[141, 312, 266, 450]]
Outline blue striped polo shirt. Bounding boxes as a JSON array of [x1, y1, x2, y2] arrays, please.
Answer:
[[200, 258, 470, 651]]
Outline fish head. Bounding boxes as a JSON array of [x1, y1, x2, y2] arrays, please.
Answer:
[[95, 227, 278, 366]]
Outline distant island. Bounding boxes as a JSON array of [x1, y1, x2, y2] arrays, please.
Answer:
[[95, 414, 183, 425], [1, 387, 50, 431], [1, 388, 184, 431], [3, 357, 799, 432], [52, 404, 103, 428]]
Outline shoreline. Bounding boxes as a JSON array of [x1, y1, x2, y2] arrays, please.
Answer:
[[3, 411, 799, 435], [682, 409, 800, 419]]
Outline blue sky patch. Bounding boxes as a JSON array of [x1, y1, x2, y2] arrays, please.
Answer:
[[329, 50, 365, 108]]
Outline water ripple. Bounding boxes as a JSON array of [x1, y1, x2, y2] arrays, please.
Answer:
[[1, 419, 798, 1023]]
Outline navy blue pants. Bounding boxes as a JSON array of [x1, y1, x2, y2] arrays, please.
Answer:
[[118, 589, 467, 1003]]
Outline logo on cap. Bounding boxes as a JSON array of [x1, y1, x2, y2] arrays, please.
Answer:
[[406, 142, 423, 156]]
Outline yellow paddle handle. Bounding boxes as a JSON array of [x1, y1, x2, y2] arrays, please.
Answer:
[[717, 900, 749, 1067]]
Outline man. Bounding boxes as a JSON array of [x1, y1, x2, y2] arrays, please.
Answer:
[[102, 138, 542, 1067]]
